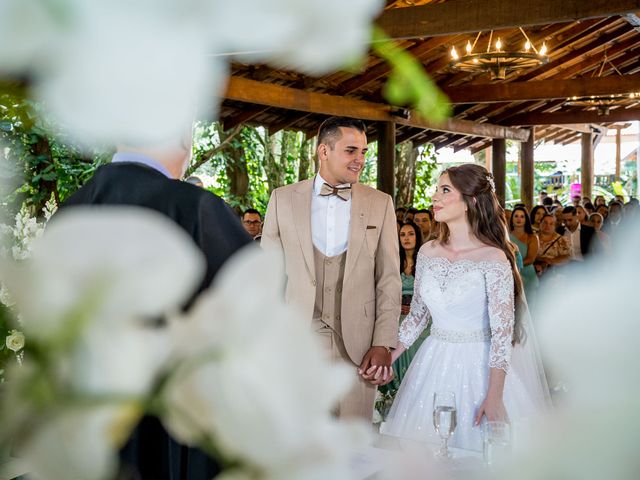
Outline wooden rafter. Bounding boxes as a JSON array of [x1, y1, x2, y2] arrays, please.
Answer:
[[223, 76, 531, 141], [505, 107, 640, 125], [443, 74, 640, 103], [376, 0, 640, 39]]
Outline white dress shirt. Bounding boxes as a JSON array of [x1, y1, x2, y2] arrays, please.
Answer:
[[566, 223, 583, 261], [311, 174, 351, 256]]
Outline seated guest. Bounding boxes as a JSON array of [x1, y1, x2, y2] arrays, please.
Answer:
[[594, 195, 607, 207], [535, 213, 571, 278], [590, 212, 611, 252], [530, 205, 547, 233], [557, 206, 598, 260], [576, 205, 592, 226], [380, 222, 427, 394], [242, 208, 263, 241], [413, 208, 434, 243], [605, 201, 624, 235], [596, 204, 609, 222], [404, 207, 418, 223], [509, 206, 539, 302], [584, 201, 595, 216]]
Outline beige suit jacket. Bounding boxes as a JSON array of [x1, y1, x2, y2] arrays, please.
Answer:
[[261, 179, 401, 365]]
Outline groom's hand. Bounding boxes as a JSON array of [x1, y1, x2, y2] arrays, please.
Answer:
[[358, 346, 392, 385]]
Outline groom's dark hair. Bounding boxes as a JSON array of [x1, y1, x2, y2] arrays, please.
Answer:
[[317, 117, 366, 149]]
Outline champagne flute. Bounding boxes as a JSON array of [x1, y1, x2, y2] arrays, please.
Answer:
[[432, 391, 457, 459]]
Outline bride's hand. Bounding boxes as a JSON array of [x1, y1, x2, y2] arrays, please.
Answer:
[[474, 395, 509, 426]]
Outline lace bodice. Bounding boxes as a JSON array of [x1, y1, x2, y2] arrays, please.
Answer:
[[398, 254, 515, 372]]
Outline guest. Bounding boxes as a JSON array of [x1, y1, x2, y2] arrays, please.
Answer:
[[381, 222, 428, 393], [539, 190, 548, 204], [589, 213, 611, 252], [413, 209, 433, 243], [554, 207, 564, 229], [241, 208, 263, 241], [557, 206, 598, 260], [576, 205, 591, 226], [534, 213, 571, 278], [542, 196, 554, 211], [404, 207, 418, 223], [396, 207, 407, 223], [605, 201, 624, 235], [571, 195, 581, 206], [596, 204, 609, 221], [594, 195, 607, 208], [505, 208, 513, 225], [509, 206, 539, 302], [584, 201, 595, 216], [530, 205, 547, 233]]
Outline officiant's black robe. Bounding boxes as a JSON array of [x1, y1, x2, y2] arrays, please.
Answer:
[[61, 161, 252, 480]]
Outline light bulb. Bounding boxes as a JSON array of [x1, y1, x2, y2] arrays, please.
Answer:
[[451, 46, 459, 60], [540, 42, 547, 55], [495, 38, 502, 50], [524, 40, 531, 52], [466, 41, 472, 54]]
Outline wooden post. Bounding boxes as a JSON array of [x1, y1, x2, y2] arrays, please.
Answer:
[[520, 127, 535, 211], [581, 131, 594, 201], [615, 128, 622, 180], [484, 145, 492, 172], [377, 121, 396, 199], [492, 139, 507, 207]]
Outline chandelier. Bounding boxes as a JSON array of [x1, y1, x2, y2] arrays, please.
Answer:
[[449, 28, 549, 81], [563, 54, 640, 115]]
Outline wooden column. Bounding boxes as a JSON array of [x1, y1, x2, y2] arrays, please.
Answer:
[[377, 121, 396, 199], [485, 145, 493, 172], [520, 127, 535, 211], [581, 131, 594, 201], [492, 138, 506, 207], [615, 127, 622, 180]]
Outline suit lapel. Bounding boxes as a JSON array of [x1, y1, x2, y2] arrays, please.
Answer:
[[345, 183, 372, 279], [292, 179, 315, 278]]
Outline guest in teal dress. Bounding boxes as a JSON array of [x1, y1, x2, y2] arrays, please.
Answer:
[[509, 206, 540, 305], [379, 222, 428, 397]]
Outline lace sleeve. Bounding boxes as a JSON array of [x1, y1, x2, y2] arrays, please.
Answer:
[[484, 261, 515, 372], [398, 255, 431, 349]]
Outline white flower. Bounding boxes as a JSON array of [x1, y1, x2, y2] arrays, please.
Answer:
[[5, 329, 25, 352], [20, 404, 139, 480], [0, 0, 383, 144], [1, 206, 205, 341], [163, 248, 369, 477]]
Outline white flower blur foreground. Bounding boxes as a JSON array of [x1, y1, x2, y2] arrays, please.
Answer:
[[0, 0, 383, 145], [164, 248, 370, 480], [491, 220, 640, 480], [0, 207, 204, 480]]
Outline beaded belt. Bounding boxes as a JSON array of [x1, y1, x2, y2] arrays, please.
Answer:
[[431, 325, 491, 343]]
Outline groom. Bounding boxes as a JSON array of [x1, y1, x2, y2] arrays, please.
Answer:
[[261, 117, 400, 419]]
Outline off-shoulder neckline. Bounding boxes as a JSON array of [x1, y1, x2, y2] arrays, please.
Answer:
[[418, 252, 510, 267]]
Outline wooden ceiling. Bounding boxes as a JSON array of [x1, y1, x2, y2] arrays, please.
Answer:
[[218, 0, 640, 152]]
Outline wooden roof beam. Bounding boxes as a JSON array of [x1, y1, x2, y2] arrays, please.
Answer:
[[506, 107, 640, 125], [222, 106, 269, 131], [376, 0, 640, 39], [223, 76, 531, 141], [444, 74, 640, 104]]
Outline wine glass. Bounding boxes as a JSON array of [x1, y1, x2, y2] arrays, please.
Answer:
[[483, 421, 511, 468], [432, 391, 457, 459]]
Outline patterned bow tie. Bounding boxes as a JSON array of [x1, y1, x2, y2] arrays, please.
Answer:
[[319, 182, 351, 201]]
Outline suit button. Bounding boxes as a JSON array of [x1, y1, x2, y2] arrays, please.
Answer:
[[325, 287, 332, 293], [325, 259, 332, 265], [323, 314, 330, 320], [336, 315, 341, 321], [337, 287, 342, 293], [312, 280, 317, 286]]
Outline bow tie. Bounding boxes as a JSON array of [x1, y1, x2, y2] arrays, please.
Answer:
[[319, 182, 351, 201]]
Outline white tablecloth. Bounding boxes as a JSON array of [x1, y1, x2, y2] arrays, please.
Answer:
[[352, 430, 484, 480]]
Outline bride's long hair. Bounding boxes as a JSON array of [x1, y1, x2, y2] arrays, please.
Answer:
[[437, 164, 525, 344]]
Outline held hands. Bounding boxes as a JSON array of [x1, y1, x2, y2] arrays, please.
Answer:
[[474, 393, 509, 426], [358, 346, 393, 386]]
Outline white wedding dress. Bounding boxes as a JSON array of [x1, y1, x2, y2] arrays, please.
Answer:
[[381, 253, 550, 452]]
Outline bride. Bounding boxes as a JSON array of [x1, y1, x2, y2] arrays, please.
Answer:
[[378, 164, 550, 451]]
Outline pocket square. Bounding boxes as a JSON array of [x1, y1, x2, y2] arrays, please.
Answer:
[[366, 225, 377, 230]]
